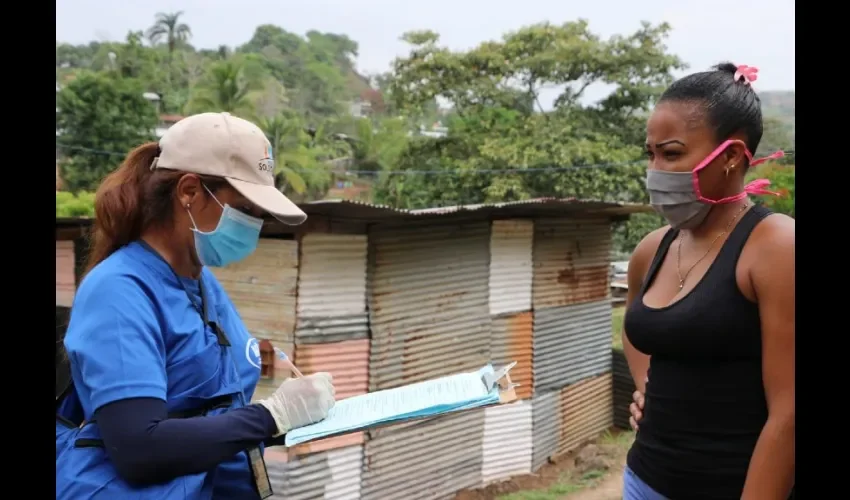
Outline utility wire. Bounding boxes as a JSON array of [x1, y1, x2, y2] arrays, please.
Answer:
[[54, 142, 796, 176]]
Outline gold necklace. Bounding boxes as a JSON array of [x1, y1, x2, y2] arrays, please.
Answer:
[[676, 203, 750, 290]]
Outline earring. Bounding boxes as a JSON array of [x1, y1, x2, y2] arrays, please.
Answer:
[[186, 203, 191, 210], [725, 164, 735, 178]]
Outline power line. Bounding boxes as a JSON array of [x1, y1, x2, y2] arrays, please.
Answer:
[[54, 142, 796, 176]]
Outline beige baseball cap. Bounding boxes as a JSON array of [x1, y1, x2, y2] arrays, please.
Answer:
[[152, 112, 307, 225]]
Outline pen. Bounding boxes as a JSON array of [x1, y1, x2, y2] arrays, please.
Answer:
[[274, 347, 304, 378]]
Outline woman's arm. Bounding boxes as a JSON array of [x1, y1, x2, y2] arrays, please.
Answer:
[[96, 398, 277, 485], [741, 216, 795, 500]]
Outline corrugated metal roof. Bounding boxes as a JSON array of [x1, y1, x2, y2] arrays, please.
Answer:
[[532, 218, 612, 309], [532, 300, 613, 393], [362, 411, 484, 500], [612, 349, 634, 430], [531, 390, 559, 472], [367, 222, 492, 391], [481, 400, 533, 485], [298, 233, 368, 318], [56, 240, 75, 307], [556, 373, 614, 457], [211, 239, 298, 350], [295, 314, 370, 344], [267, 445, 363, 499], [491, 312, 533, 400], [489, 220, 533, 316]]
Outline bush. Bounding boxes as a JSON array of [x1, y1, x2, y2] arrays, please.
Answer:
[[56, 191, 95, 218], [747, 163, 794, 217]]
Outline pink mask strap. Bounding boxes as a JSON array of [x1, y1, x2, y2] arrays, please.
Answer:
[[749, 150, 785, 167], [743, 178, 780, 197]]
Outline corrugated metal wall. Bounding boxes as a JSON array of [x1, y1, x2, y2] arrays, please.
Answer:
[[531, 391, 559, 472], [298, 233, 368, 319], [481, 400, 533, 485], [526, 217, 616, 475], [489, 220, 533, 316], [532, 218, 611, 308], [267, 445, 363, 499], [291, 339, 370, 456], [296, 233, 369, 345], [362, 411, 485, 500], [367, 221, 492, 391], [56, 240, 75, 307], [556, 373, 614, 457], [532, 300, 612, 393], [490, 313, 533, 400], [212, 238, 299, 401], [212, 238, 298, 351], [612, 349, 634, 430]]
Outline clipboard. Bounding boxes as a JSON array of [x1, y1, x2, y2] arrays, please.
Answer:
[[283, 362, 521, 447]]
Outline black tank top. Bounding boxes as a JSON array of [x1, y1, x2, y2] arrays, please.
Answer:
[[624, 205, 776, 500]]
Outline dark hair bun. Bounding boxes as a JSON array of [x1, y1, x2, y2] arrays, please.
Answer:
[[712, 62, 738, 75]]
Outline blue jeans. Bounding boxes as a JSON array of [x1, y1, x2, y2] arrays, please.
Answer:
[[623, 466, 670, 500]]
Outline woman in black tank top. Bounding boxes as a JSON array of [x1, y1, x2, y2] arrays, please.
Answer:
[[621, 63, 795, 500]]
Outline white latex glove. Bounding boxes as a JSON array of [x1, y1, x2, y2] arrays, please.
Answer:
[[257, 372, 336, 437]]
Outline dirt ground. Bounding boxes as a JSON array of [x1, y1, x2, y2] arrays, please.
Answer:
[[454, 428, 634, 500]]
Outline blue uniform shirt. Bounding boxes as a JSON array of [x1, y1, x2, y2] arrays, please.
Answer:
[[64, 241, 263, 499]]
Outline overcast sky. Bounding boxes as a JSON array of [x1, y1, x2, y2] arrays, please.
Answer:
[[57, 0, 795, 99]]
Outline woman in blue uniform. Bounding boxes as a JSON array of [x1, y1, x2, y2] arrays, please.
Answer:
[[56, 112, 337, 499], [623, 64, 794, 499]]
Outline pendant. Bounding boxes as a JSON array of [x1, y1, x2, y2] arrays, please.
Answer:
[[678, 280, 684, 290]]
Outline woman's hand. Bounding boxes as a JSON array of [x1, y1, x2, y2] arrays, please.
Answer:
[[629, 376, 648, 431], [257, 372, 336, 436]]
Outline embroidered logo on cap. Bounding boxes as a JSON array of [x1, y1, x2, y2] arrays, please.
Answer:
[[258, 144, 275, 174]]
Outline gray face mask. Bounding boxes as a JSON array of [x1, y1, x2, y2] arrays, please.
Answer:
[[645, 170, 711, 230]]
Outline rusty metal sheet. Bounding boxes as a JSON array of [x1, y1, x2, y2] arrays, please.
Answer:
[[362, 411, 484, 500], [532, 218, 612, 309], [295, 314, 369, 344], [212, 238, 298, 347], [288, 339, 370, 456], [612, 349, 635, 430], [267, 444, 363, 500], [489, 220, 533, 316], [556, 373, 614, 457], [532, 300, 612, 393], [490, 312, 533, 400], [367, 221, 492, 391], [298, 233, 368, 318], [531, 390, 559, 472], [481, 400, 533, 485], [56, 240, 75, 307]]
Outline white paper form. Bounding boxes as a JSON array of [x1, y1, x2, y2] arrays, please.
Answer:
[[285, 365, 501, 446]]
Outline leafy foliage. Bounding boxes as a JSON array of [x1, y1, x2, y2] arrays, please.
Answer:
[[55, 13, 794, 255], [56, 191, 95, 217], [56, 71, 158, 192]]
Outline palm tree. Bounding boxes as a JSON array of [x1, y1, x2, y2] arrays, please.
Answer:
[[258, 116, 308, 195], [147, 11, 191, 58], [189, 60, 256, 117]]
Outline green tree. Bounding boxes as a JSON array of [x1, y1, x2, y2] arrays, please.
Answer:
[[375, 21, 686, 208], [188, 59, 258, 116], [56, 71, 158, 192], [56, 191, 95, 217]]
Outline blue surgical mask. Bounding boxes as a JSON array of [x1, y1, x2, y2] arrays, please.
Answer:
[[187, 186, 264, 267]]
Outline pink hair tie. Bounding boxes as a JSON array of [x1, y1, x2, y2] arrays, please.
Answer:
[[734, 65, 759, 86]]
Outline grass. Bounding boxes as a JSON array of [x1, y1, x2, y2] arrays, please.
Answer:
[[498, 430, 635, 500], [611, 306, 625, 351]]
